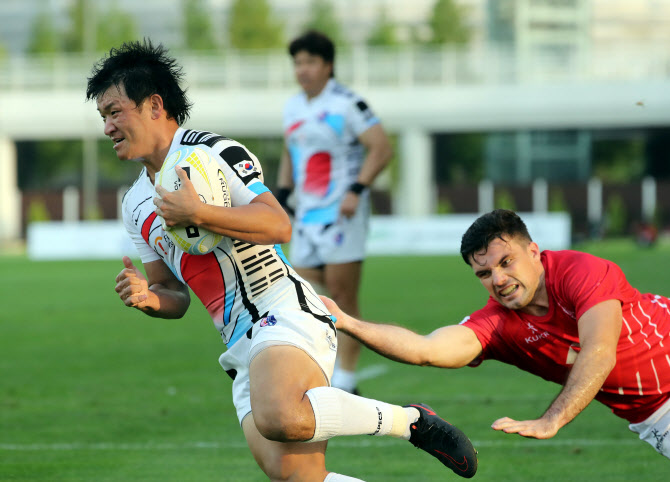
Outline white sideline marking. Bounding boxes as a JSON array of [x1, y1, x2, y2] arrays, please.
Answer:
[[0, 438, 639, 452], [356, 363, 389, 381]]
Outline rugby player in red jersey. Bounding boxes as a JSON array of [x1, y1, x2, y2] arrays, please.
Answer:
[[324, 209, 670, 459]]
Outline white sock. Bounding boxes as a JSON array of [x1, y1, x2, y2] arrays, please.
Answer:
[[402, 406, 420, 440], [331, 367, 357, 393], [324, 472, 365, 481], [305, 386, 417, 442]]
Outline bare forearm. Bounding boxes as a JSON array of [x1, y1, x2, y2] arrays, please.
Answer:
[[356, 125, 392, 186], [542, 301, 620, 430], [195, 198, 291, 246], [338, 314, 434, 366], [356, 146, 392, 186], [542, 348, 616, 429], [492, 301, 621, 439], [277, 149, 294, 189], [140, 284, 191, 319]]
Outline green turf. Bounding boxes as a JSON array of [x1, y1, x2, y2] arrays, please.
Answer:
[[1, 240, 669, 481]]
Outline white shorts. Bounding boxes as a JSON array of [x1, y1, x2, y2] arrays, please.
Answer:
[[291, 204, 369, 268], [629, 397, 670, 458], [218, 295, 338, 424]]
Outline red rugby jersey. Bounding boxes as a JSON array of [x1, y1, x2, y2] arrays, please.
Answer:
[[462, 250, 670, 423]]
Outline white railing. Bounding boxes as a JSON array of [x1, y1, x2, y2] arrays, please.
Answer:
[[1, 43, 669, 91]]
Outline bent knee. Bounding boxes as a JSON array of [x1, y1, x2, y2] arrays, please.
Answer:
[[253, 405, 315, 442]]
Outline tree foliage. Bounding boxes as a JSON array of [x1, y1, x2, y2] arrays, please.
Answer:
[[20, 1, 141, 194], [593, 137, 645, 182], [302, 0, 344, 47], [367, 6, 398, 47], [426, 0, 470, 45], [96, 4, 138, 53], [27, 13, 61, 54], [183, 0, 219, 50], [62, 0, 86, 52], [63, 0, 138, 53], [228, 0, 284, 49], [434, 133, 485, 183]]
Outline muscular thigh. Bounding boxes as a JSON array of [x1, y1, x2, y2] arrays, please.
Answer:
[[247, 306, 337, 433], [249, 344, 329, 416]]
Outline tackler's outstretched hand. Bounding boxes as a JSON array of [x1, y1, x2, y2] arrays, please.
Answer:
[[491, 416, 560, 439], [155, 166, 201, 228], [320, 295, 351, 332], [115, 256, 154, 311]]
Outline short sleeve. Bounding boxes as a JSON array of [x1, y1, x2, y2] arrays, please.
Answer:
[[122, 200, 160, 264], [551, 252, 633, 321], [213, 140, 270, 207], [346, 96, 380, 139], [459, 301, 508, 364]]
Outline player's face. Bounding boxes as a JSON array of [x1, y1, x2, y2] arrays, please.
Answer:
[[96, 83, 154, 161], [293, 50, 332, 98], [470, 236, 545, 313]]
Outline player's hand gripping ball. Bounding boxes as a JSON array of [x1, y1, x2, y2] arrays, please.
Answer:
[[155, 146, 231, 255]]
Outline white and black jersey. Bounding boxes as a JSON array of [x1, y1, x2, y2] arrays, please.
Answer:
[[283, 78, 379, 225], [122, 127, 332, 347]]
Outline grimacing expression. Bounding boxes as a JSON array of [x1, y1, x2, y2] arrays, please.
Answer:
[[470, 236, 543, 312], [292, 50, 332, 98], [97, 83, 154, 161]]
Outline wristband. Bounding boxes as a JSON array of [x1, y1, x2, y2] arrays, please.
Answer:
[[348, 182, 367, 195]]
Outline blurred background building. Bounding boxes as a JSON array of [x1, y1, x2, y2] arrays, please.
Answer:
[[1, 0, 669, 250]]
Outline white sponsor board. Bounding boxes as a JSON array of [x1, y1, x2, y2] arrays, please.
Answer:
[[27, 213, 571, 260], [27, 221, 137, 260], [366, 213, 571, 256]]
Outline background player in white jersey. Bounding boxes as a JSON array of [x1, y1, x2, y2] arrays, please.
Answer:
[[277, 30, 393, 394], [323, 209, 670, 460], [85, 40, 477, 481]]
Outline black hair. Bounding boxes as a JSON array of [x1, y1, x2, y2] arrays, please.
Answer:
[[288, 30, 335, 77], [460, 209, 533, 266], [85, 39, 192, 125]]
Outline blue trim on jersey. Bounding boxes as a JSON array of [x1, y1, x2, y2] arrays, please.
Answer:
[[249, 182, 270, 196], [325, 180, 336, 197], [366, 116, 380, 130], [301, 203, 340, 224], [228, 313, 253, 347], [223, 283, 235, 327], [323, 113, 345, 137], [215, 248, 237, 327], [274, 244, 291, 267], [166, 254, 182, 281]]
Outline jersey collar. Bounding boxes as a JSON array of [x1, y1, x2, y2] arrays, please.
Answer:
[[304, 78, 337, 104]]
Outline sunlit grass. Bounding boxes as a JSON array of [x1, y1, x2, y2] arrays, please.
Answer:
[[1, 242, 668, 481]]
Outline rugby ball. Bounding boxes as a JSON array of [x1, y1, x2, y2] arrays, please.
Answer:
[[155, 145, 231, 255]]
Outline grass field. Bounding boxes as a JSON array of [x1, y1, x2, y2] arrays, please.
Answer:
[[1, 240, 669, 481]]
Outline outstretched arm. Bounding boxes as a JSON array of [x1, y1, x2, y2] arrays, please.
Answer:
[[321, 295, 482, 368], [492, 299, 621, 438]]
